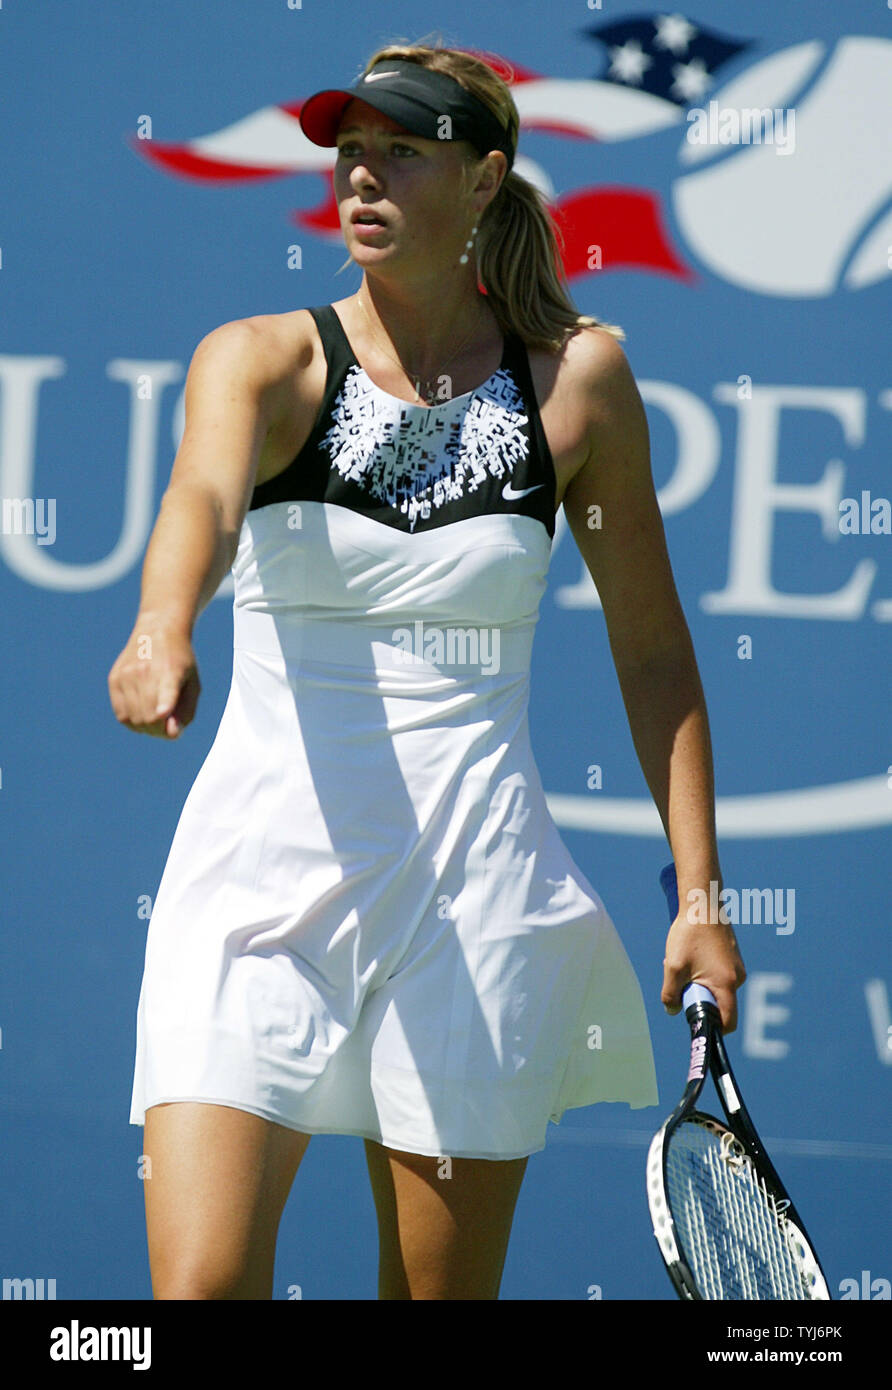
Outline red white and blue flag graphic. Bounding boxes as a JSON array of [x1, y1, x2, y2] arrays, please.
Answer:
[[132, 13, 755, 284]]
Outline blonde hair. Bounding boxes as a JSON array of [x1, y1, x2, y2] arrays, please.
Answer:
[[332, 34, 625, 352]]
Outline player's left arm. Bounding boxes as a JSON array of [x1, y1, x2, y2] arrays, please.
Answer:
[[561, 329, 746, 1030]]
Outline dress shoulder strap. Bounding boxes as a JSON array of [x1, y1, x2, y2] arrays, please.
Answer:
[[248, 304, 354, 513]]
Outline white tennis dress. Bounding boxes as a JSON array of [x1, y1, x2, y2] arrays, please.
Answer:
[[129, 303, 659, 1159]]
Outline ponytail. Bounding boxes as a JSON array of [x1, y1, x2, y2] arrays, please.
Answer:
[[473, 165, 625, 352]]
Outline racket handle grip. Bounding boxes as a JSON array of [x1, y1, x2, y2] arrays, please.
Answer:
[[660, 863, 719, 1012], [682, 982, 718, 1010]]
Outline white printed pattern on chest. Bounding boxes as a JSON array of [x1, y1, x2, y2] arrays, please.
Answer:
[[319, 365, 530, 531]]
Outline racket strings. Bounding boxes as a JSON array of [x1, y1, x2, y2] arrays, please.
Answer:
[[666, 1121, 811, 1299]]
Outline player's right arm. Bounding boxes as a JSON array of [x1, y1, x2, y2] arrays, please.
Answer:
[[107, 319, 280, 740]]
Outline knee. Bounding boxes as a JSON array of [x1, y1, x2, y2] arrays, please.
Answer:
[[151, 1259, 271, 1300]]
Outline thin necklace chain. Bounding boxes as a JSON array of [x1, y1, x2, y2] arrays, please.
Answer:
[[356, 290, 486, 405]]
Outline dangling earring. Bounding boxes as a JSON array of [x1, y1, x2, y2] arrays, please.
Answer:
[[459, 224, 478, 265]]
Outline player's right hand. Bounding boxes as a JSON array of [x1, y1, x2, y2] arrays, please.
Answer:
[[107, 617, 201, 739]]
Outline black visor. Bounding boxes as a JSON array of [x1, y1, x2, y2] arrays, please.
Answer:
[[299, 58, 514, 169]]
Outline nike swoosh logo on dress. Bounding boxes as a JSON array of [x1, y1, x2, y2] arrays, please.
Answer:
[[502, 482, 544, 500]]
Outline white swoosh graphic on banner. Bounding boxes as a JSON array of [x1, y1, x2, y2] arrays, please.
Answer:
[[546, 775, 892, 838]]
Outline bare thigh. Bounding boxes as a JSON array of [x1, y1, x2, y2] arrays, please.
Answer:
[[142, 1102, 311, 1299], [364, 1140, 529, 1300]]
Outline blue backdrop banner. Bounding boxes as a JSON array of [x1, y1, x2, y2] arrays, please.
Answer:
[[1, 0, 889, 1305]]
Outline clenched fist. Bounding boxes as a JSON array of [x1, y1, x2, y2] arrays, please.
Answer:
[[108, 617, 201, 739]]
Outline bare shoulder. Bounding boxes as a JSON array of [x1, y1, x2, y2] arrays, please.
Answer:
[[564, 325, 646, 468], [536, 324, 638, 439], [195, 309, 318, 384], [529, 324, 641, 500], [558, 324, 636, 406], [191, 311, 327, 468]]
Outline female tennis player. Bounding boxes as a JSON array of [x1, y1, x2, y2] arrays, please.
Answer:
[[108, 39, 745, 1300]]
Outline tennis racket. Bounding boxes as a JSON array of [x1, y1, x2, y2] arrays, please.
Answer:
[[645, 861, 830, 1300]]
